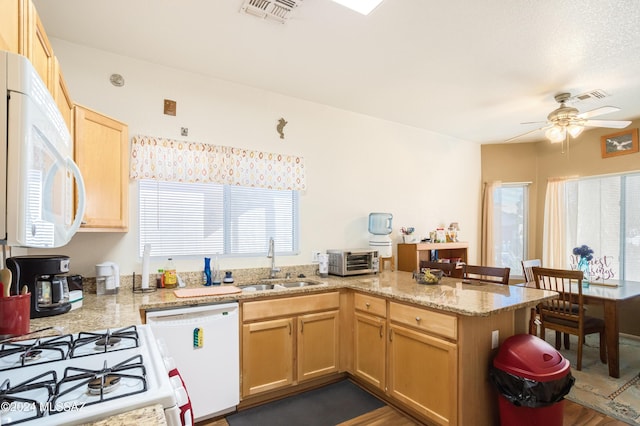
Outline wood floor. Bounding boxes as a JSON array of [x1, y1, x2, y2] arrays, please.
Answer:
[[199, 399, 627, 426]]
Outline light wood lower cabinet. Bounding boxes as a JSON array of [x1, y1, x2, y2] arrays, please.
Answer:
[[388, 323, 457, 426], [297, 310, 339, 381], [241, 292, 340, 398], [354, 311, 386, 390], [353, 293, 387, 390], [242, 318, 294, 396], [388, 302, 458, 426]]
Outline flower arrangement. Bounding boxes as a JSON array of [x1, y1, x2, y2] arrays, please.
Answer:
[[573, 244, 594, 261], [400, 227, 415, 235]]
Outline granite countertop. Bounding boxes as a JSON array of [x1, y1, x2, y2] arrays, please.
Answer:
[[81, 404, 166, 426], [24, 270, 556, 426], [30, 270, 556, 335]]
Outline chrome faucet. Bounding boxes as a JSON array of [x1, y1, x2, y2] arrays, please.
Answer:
[[267, 237, 281, 279]]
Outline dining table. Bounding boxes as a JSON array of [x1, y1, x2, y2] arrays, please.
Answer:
[[522, 279, 640, 378]]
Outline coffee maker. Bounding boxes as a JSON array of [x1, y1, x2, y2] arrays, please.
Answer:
[[6, 255, 72, 318]]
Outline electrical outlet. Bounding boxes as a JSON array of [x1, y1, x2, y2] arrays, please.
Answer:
[[491, 330, 499, 349], [311, 250, 321, 263]]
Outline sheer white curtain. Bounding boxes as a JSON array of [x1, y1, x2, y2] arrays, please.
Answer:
[[481, 181, 501, 266], [542, 177, 575, 268]]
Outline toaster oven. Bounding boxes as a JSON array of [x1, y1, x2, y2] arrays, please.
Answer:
[[326, 249, 379, 276]]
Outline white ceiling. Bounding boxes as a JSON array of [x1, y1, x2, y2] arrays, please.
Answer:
[[33, 0, 640, 144]]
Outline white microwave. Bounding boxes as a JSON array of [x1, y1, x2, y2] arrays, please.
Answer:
[[1, 50, 85, 248]]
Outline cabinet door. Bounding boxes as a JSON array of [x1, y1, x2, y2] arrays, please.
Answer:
[[353, 311, 385, 390], [74, 105, 129, 231], [297, 310, 339, 382], [26, 2, 54, 92], [53, 57, 73, 134], [242, 318, 294, 397], [0, 0, 26, 53], [388, 324, 457, 426]]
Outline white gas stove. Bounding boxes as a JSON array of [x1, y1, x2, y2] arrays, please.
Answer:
[[0, 325, 191, 425]]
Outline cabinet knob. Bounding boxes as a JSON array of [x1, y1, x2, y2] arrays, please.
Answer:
[[365, 302, 370, 308], [415, 316, 421, 323]]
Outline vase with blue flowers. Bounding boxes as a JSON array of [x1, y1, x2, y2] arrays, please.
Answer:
[[573, 244, 593, 288]]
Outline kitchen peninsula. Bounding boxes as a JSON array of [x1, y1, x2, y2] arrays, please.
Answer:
[[28, 270, 556, 426]]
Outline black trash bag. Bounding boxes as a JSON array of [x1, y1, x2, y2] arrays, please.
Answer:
[[489, 365, 575, 408]]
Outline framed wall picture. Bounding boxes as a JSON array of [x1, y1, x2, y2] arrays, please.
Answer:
[[601, 128, 639, 158]]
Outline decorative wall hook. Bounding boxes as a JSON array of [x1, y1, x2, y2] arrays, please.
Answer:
[[277, 117, 288, 139]]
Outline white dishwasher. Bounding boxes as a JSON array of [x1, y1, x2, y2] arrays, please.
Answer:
[[146, 302, 239, 422]]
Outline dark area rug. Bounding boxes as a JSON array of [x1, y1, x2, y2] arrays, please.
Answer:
[[226, 380, 385, 426]]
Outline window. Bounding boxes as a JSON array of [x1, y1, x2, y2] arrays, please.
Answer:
[[139, 180, 299, 258], [565, 172, 640, 281], [492, 184, 528, 276]]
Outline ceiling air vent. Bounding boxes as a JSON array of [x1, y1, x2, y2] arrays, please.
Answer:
[[240, 0, 304, 23], [569, 89, 609, 103]]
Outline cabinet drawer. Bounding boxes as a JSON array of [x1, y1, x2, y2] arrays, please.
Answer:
[[243, 292, 339, 322], [389, 302, 457, 341], [354, 293, 386, 318]]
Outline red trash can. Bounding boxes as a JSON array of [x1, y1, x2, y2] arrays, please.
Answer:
[[490, 334, 575, 426]]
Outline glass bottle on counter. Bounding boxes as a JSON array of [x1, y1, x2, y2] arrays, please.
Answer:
[[163, 258, 178, 288]]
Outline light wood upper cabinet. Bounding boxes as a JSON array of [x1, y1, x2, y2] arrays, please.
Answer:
[[74, 105, 129, 231], [53, 57, 73, 134], [0, 0, 26, 54], [26, 1, 54, 91], [2, 1, 70, 129]]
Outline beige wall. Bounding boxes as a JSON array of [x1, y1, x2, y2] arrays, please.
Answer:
[[27, 39, 482, 280], [481, 119, 640, 335]]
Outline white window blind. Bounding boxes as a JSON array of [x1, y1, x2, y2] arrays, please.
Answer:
[[139, 180, 299, 257], [565, 172, 640, 281]]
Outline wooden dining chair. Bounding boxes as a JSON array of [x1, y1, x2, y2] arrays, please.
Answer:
[[522, 259, 542, 335], [462, 264, 510, 284], [419, 260, 456, 277], [532, 267, 606, 371]]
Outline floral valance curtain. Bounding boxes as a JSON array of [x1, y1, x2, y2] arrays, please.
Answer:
[[129, 135, 306, 191]]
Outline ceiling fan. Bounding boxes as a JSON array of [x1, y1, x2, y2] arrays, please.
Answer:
[[505, 92, 632, 143]]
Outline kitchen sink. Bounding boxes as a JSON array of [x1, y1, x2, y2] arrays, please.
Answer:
[[279, 281, 320, 288], [238, 281, 322, 291], [238, 284, 275, 291]]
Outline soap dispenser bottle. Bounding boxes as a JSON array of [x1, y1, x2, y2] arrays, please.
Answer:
[[204, 257, 212, 286]]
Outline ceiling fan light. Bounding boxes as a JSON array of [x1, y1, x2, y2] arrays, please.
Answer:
[[545, 126, 566, 143], [567, 124, 584, 138]]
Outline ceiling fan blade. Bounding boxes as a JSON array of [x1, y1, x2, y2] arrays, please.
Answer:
[[582, 119, 631, 129], [577, 106, 620, 119], [520, 120, 547, 125], [505, 125, 551, 143]]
